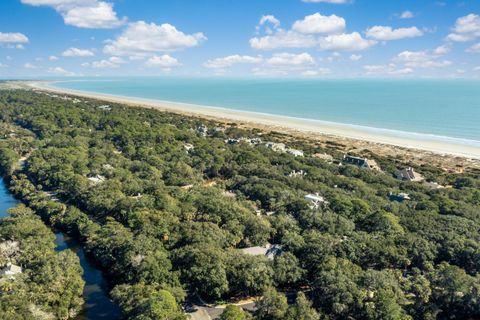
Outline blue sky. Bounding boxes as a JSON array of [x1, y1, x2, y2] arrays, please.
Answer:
[[0, 0, 479, 78]]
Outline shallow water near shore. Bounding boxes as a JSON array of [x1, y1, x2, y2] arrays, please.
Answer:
[[52, 78, 480, 143]]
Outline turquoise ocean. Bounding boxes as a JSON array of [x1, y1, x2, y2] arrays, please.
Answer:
[[52, 78, 480, 145]]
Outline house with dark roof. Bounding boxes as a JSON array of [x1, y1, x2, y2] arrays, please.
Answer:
[[389, 192, 411, 202], [341, 155, 381, 171]]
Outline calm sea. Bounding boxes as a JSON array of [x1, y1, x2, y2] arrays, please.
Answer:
[[52, 78, 480, 144]]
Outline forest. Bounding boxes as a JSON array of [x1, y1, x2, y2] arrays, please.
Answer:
[[0, 89, 479, 320]]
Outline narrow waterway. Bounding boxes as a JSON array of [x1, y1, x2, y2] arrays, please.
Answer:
[[0, 178, 121, 320]]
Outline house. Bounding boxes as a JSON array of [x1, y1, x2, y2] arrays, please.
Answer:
[[424, 182, 445, 190], [98, 105, 111, 111], [304, 193, 328, 209], [184, 143, 195, 152], [0, 263, 22, 277], [224, 137, 262, 146], [223, 190, 237, 198], [247, 137, 263, 145], [287, 149, 304, 157], [341, 155, 381, 171], [389, 192, 411, 202], [196, 124, 208, 137], [88, 175, 106, 184], [265, 142, 286, 152], [240, 244, 283, 260], [0, 241, 19, 259], [313, 153, 334, 163], [396, 167, 424, 182], [288, 170, 307, 178], [225, 138, 240, 144]]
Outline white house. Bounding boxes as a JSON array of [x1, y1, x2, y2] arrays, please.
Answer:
[[240, 244, 283, 260], [196, 124, 208, 137], [396, 167, 424, 182], [287, 149, 304, 157], [265, 142, 286, 152], [184, 143, 195, 152], [0, 263, 22, 278], [88, 175, 106, 184], [304, 193, 328, 209], [98, 105, 111, 111], [314, 153, 334, 163], [288, 170, 307, 178]]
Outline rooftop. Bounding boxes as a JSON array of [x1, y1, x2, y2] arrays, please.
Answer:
[[240, 244, 283, 260]]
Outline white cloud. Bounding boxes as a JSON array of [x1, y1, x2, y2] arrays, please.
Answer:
[[61, 2, 126, 29], [473, 66, 480, 71], [396, 50, 452, 68], [62, 47, 95, 57], [7, 44, 25, 50], [252, 68, 288, 77], [397, 51, 429, 62], [145, 55, 180, 68], [400, 11, 414, 19], [364, 64, 413, 75], [292, 13, 345, 34], [103, 21, 206, 57], [256, 15, 281, 35], [258, 15, 280, 29], [365, 26, 423, 41], [108, 56, 124, 64], [446, 14, 480, 42], [48, 66, 75, 75], [420, 61, 452, 68], [48, 55, 59, 61], [251, 12, 348, 50], [24, 63, 38, 69], [266, 52, 315, 66], [349, 54, 362, 61], [204, 55, 263, 69], [467, 43, 480, 53], [0, 63, 8, 68], [250, 29, 317, 50], [21, 0, 126, 29], [433, 44, 450, 55], [83, 56, 125, 68], [392, 67, 414, 75], [302, 0, 350, 3], [0, 32, 29, 43], [319, 32, 376, 51], [301, 68, 331, 76]]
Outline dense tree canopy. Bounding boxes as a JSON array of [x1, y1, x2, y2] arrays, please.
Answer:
[[0, 89, 479, 319]]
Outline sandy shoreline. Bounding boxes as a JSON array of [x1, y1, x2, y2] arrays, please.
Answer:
[[18, 80, 480, 161]]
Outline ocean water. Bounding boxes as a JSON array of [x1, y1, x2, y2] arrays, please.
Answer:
[[52, 78, 480, 144]]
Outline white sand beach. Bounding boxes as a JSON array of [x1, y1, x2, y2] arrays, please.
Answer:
[[24, 81, 480, 161]]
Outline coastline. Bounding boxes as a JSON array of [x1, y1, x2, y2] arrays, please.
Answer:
[[20, 80, 480, 163]]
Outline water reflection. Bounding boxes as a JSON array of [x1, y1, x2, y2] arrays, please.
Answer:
[[0, 178, 121, 320]]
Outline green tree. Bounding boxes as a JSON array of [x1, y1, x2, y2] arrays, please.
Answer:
[[286, 292, 320, 320], [255, 287, 288, 320], [220, 305, 251, 320], [273, 252, 304, 287]]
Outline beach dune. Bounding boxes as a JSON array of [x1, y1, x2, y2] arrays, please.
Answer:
[[25, 81, 480, 161]]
